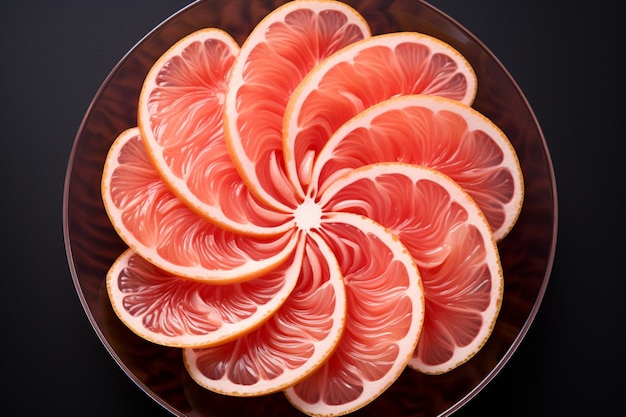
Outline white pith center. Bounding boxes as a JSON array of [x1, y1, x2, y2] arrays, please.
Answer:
[[294, 197, 322, 231]]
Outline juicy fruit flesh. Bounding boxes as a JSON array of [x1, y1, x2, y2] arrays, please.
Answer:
[[224, 1, 371, 209], [283, 32, 477, 196], [106, 248, 301, 348], [184, 233, 347, 396], [311, 94, 523, 241], [285, 213, 424, 415], [102, 128, 299, 283], [100, 1, 523, 416], [320, 163, 502, 373]]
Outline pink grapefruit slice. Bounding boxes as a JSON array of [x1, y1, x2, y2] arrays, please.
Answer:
[[320, 163, 503, 374], [285, 212, 424, 416], [106, 246, 303, 348], [223, 0, 371, 208], [283, 31, 478, 191], [101, 128, 297, 282], [137, 28, 289, 236], [184, 233, 346, 396], [312, 94, 523, 240]]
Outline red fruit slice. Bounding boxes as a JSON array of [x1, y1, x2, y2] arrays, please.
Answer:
[[283, 31, 477, 192], [224, 0, 371, 208], [184, 233, 345, 396], [137, 28, 287, 236], [101, 128, 297, 282], [285, 213, 424, 416], [106, 246, 304, 348], [312, 95, 523, 240], [320, 163, 503, 374]]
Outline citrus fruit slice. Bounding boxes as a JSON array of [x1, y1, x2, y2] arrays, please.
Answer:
[[184, 233, 346, 396], [101, 128, 298, 282], [320, 163, 503, 374], [106, 246, 304, 348], [224, 0, 371, 207], [312, 94, 523, 240], [285, 213, 424, 416], [137, 28, 288, 236], [283, 31, 478, 191]]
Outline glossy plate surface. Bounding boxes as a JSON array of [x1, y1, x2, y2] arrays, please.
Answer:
[[63, 1, 557, 415]]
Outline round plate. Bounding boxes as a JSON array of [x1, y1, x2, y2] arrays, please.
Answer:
[[63, 1, 557, 415]]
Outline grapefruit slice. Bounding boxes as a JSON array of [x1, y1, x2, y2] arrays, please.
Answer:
[[137, 28, 289, 236], [285, 213, 424, 416], [184, 233, 346, 396], [106, 246, 303, 348], [283, 31, 478, 191], [312, 95, 523, 240], [101, 128, 297, 282], [320, 163, 503, 374], [223, 0, 371, 208]]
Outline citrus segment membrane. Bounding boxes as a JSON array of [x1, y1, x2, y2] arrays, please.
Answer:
[[101, 128, 297, 282], [224, 0, 371, 207], [320, 163, 503, 374], [283, 31, 478, 192], [312, 95, 524, 240], [137, 29, 287, 236], [106, 247, 303, 348], [285, 213, 424, 416], [184, 233, 346, 396]]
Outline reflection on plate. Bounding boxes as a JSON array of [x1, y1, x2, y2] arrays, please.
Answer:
[[63, 1, 557, 415]]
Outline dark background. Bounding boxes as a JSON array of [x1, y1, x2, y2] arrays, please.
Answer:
[[2, 1, 622, 415]]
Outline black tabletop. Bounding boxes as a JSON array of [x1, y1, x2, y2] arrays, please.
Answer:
[[2, 1, 621, 415]]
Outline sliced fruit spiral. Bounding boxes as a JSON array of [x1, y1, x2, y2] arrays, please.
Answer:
[[98, 1, 525, 416]]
